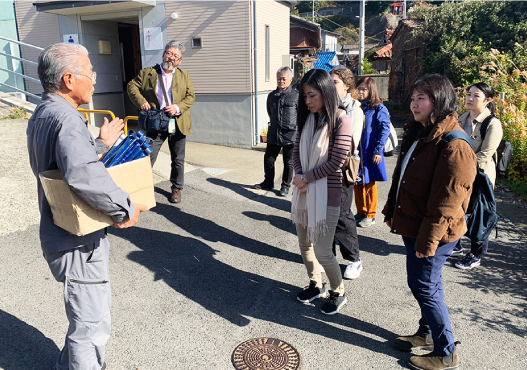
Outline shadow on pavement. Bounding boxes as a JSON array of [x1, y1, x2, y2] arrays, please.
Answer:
[[0, 309, 59, 370], [150, 191, 300, 264], [206, 177, 292, 213], [242, 210, 296, 235], [358, 234, 405, 257], [112, 222, 403, 358], [447, 221, 527, 337]]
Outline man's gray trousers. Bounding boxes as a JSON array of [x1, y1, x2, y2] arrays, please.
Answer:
[[45, 238, 111, 370]]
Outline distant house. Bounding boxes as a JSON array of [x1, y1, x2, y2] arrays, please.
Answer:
[[290, 15, 321, 55], [388, 19, 424, 105], [12, 0, 294, 148], [342, 43, 378, 57], [321, 29, 339, 52], [370, 43, 392, 73], [370, 28, 394, 73]]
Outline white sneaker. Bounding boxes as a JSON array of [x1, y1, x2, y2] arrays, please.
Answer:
[[343, 259, 363, 280]]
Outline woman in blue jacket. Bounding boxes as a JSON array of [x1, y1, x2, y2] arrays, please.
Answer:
[[354, 77, 391, 227]]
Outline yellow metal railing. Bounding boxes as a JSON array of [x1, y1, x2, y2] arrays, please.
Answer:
[[77, 109, 140, 135], [77, 108, 116, 124], [123, 116, 138, 135]]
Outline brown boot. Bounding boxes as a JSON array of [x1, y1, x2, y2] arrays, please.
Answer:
[[170, 188, 182, 203], [394, 333, 434, 352], [409, 346, 459, 370]]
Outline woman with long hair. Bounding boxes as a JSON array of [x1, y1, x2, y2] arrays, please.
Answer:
[[382, 74, 477, 370], [291, 69, 352, 315], [354, 77, 391, 228], [329, 67, 364, 280], [451, 82, 503, 270]]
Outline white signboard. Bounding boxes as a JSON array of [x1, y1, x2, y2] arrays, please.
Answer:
[[63, 34, 79, 44], [144, 27, 163, 50]]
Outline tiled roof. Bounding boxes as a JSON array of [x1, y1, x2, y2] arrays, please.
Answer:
[[313, 51, 339, 72], [373, 43, 392, 59]]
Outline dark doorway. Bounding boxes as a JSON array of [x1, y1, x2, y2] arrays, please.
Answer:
[[118, 22, 141, 122]]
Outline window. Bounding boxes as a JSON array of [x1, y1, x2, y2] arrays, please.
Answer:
[[192, 37, 202, 49], [265, 25, 270, 82]]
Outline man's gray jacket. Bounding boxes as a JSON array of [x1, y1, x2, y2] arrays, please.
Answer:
[[27, 92, 134, 254], [266, 85, 298, 146]]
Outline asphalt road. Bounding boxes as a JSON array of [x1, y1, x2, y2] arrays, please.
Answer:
[[1, 105, 526, 370]]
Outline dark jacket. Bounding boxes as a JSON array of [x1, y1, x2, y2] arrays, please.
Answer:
[[266, 85, 299, 145], [382, 114, 477, 256], [127, 64, 195, 135]]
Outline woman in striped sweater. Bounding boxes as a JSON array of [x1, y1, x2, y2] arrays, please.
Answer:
[[291, 69, 352, 315]]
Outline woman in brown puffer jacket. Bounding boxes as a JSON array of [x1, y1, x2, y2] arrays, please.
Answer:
[[382, 74, 477, 370]]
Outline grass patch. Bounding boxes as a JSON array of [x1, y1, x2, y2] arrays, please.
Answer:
[[0, 106, 27, 120], [497, 177, 527, 201]]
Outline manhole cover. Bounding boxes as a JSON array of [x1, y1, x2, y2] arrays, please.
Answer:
[[232, 337, 300, 370]]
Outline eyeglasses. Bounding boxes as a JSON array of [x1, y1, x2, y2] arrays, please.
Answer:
[[164, 51, 182, 61], [77, 71, 97, 83]]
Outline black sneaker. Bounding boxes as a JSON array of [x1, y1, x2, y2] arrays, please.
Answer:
[[455, 253, 481, 270], [320, 290, 347, 315], [279, 185, 290, 196], [254, 181, 273, 190], [297, 281, 327, 303], [450, 243, 464, 257]]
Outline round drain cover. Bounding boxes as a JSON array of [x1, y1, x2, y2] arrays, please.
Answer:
[[232, 337, 300, 370]]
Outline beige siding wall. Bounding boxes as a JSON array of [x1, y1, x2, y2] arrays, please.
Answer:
[[164, 1, 252, 94], [14, 1, 61, 95], [255, 1, 290, 91]]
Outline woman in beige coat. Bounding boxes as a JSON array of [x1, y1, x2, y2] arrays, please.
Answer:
[[452, 82, 503, 270]]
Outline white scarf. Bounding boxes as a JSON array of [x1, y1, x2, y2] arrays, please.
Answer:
[[291, 112, 330, 245]]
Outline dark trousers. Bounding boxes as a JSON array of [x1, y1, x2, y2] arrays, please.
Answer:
[[263, 143, 294, 188], [455, 236, 489, 257], [333, 184, 360, 262], [147, 125, 186, 190], [403, 236, 457, 357]]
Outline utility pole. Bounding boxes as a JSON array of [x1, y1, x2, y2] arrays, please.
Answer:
[[403, 0, 407, 19], [358, 0, 365, 75], [312, 0, 315, 22]]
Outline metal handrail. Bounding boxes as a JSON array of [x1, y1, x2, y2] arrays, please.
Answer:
[[0, 36, 42, 101], [0, 67, 40, 83], [0, 82, 40, 100], [0, 51, 38, 66], [0, 36, 44, 51], [77, 109, 116, 126], [123, 116, 138, 135]]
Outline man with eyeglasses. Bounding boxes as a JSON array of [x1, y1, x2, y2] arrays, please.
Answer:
[[128, 40, 195, 204], [27, 42, 147, 370]]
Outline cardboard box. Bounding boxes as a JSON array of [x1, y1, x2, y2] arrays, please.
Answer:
[[39, 156, 156, 236]]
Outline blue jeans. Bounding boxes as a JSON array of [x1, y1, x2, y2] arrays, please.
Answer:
[[403, 236, 457, 356]]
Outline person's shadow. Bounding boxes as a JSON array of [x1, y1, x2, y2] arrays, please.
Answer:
[[0, 309, 60, 370], [111, 205, 404, 358], [242, 210, 296, 235], [207, 177, 292, 212], [152, 190, 300, 264]]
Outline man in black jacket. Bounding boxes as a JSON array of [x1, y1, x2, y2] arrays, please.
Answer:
[[255, 66, 298, 196]]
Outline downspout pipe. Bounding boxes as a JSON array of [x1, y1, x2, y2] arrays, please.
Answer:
[[253, 0, 259, 146]]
